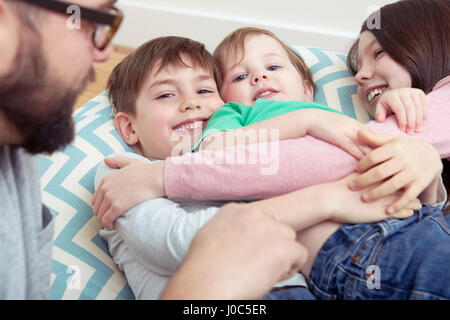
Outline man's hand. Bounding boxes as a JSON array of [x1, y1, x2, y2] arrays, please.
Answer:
[[92, 157, 166, 230], [348, 130, 443, 214], [160, 203, 308, 300]]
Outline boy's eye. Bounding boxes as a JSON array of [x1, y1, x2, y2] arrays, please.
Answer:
[[267, 65, 280, 71], [157, 93, 174, 99], [198, 89, 213, 94], [234, 74, 247, 82]]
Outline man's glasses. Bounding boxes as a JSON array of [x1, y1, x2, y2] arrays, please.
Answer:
[[16, 0, 123, 51]]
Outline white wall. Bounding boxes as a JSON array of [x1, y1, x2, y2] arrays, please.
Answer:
[[113, 0, 396, 53]]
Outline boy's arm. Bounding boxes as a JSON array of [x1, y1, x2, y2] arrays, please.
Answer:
[[114, 199, 218, 275], [94, 152, 219, 274]]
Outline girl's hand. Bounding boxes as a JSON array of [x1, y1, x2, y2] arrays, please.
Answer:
[[348, 129, 443, 215], [374, 88, 428, 134], [307, 109, 371, 160], [329, 172, 421, 224]]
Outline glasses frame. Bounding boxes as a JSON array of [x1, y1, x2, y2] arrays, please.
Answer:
[[15, 0, 123, 50]]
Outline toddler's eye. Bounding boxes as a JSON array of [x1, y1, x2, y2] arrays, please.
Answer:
[[267, 65, 280, 71], [198, 89, 213, 94], [234, 74, 247, 82], [157, 93, 173, 99]]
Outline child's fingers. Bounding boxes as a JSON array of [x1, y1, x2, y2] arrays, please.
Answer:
[[386, 183, 422, 215], [391, 208, 414, 219], [104, 156, 137, 169], [350, 158, 402, 191], [339, 138, 365, 160], [96, 193, 110, 225], [407, 198, 422, 211], [362, 169, 412, 201], [420, 92, 428, 120], [384, 94, 407, 132], [357, 143, 394, 173], [412, 93, 424, 131], [399, 94, 416, 134]]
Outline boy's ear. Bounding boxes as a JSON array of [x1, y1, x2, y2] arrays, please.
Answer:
[[303, 80, 314, 102], [114, 112, 139, 146]]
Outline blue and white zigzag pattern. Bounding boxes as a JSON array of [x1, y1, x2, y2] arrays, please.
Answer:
[[39, 93, 135, 300], [292, 46, 372, 123]]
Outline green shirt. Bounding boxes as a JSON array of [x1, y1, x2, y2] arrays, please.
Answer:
[[192, 98, 343, 151]]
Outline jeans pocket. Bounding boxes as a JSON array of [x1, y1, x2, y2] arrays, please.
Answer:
[[350, 228, 383, 269], [35, 206, 55, 299]]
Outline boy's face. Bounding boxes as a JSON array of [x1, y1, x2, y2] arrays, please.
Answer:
[[130, 55, 224, 160], [219, 34, 313, 106]]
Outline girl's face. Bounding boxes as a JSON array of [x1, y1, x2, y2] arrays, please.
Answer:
[[354, 31, 412, 114]]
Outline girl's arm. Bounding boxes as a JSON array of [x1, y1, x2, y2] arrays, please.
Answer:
[[165, 83, 450, 200], [96, 154, 416, 277], [92, 81, 450, 221]]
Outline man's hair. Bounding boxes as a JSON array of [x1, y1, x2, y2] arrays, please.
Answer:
[[347, 0, 450, 94], [213, 27, 315, 91], [107, 36, 222, 115]]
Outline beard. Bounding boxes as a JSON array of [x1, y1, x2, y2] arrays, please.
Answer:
[[0, 25, 95, 155]]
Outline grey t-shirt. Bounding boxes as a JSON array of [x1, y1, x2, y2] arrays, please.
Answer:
[[0, 146, 54, 299]]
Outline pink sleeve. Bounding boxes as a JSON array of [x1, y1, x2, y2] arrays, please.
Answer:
[[165, 81, 450, 200]]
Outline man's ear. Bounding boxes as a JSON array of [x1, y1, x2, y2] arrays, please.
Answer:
[[303, 80, 314, 102], [114, 112, 139, 146]]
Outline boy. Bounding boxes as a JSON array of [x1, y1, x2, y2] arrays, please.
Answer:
[[96, 36, 313, 299]]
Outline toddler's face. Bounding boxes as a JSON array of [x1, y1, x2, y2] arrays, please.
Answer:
[[354, 31, 412, 113], [219, 34, 313, 106], [132, 55, 224, 159]]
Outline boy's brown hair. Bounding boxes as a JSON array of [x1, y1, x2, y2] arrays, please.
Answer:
[[213, 27, 315, 92], [107, 36, 222, 115]]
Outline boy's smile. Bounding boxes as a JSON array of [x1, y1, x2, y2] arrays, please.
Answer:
[[172, 117, 210, 136], [129, 55, 224, 160]]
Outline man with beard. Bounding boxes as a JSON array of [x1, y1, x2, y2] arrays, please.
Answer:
[[0, 0, 119, 299], [0, 0, 306, 300]]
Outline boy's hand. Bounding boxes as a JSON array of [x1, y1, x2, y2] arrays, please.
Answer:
[[348, 130, 443, 214], [307, 109, 370, 160], [374, 88, 428, 134], [92, 157, 166, 230], [328, 172, 421, 224]]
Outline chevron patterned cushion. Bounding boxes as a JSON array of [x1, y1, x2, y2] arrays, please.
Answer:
[[38, 46, 371, 300]]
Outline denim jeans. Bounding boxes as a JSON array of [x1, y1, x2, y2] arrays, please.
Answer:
[[262, 286, 317, 300], [308, 204, 450, 300]]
